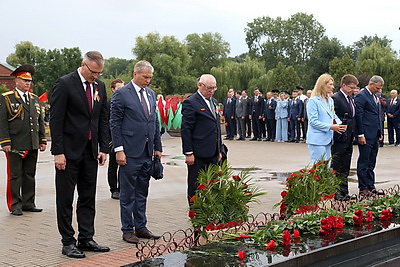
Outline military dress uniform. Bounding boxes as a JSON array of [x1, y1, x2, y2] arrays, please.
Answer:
[[0, 67, 47, 214]]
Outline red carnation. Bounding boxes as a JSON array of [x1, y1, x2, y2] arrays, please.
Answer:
[[237, 250, 246, 260], [282, 230, 291, 246], [281, 190, 288, 198], [313, 175, 321, 181], [353, 215, 363, 226], [189, 195, 197, 203], [354, 209, 363, 217], [188, 210, 196, 218], [236, 234, 251, 239], [366, 211, 373, 222], [293, 229, 300, 239], [197, 184, 207, 190], [265, 240, 276, 249], [232, 175, 241, 181]]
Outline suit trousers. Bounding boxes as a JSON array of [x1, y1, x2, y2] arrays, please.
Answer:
[[107, 151, 119, 193], [252, 116, 261, 138], [245, 116, 252, 137], [308, 144, 331, 164], [7, 149, 38, 211], [387, 118, 400, 145], [187, 155, 218, 204], [357, 139, 379, 190], [290, 118, 301, 141], [275, 118, 288, 142], [225, 116, 236, 138], [119, 149, 152, 233], [266, 118, 276, 140], [56, 142, 98, 246], [236, 117, 246, 138], [331, 136, 354, 195]]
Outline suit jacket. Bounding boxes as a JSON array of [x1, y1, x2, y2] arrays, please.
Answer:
[[289, 97, 303, 119], [250, 95, 264, 117], [354, 88, 382, 141], [264, 98, 277, 120], [275, 99, 289, 119], [223, 97, 235, 118], [181, 92, 222, 158], [50, 70, 109, 160], [306, 96, 340, 145], [386, 97, 400, 121], [110, 82, 162, 158], [235, 97, 248, 118], [0, 90, 47, 150], [332, 91, 355, 142]]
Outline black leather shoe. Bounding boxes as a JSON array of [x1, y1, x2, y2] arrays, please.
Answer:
[[11, 209, 23, 216], [62, 244, 85, 258], [370, 189, 385, 196], [111, 191, 120, 199], [135, 229, 161, 239], [334, 193, 351, 201], [22, 207, 43, 212], [77, 240, 110, 252]]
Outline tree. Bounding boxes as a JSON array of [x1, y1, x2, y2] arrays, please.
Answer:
[[34, 47, 82, 96], [185, 32, 230, 76], [267, 62, 300, 92], [307, 37, 344, 85], [349, 35, 393, 60], [329, 53, 356, 87], [102, 57, 132, 78], [132, 33, 194, 95], [6, 41, 40, 66], [245, 13, 325, 69]]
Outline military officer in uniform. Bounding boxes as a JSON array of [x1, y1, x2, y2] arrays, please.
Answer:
[[0, 64, 47, 216]]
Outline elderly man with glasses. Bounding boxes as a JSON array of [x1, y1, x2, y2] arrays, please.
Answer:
[[181, 74, 223, 204]]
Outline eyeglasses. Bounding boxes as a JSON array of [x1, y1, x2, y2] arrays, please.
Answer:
[[201, 82, 217, 91], [346, 84, 358, 90], [84, 63, 103, 76]]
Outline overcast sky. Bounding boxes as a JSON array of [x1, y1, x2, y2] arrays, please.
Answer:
[[1, 0, 399, 63]]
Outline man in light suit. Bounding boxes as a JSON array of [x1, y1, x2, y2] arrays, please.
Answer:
[[110, 60, 162, 244], [354, 75, 384, 196], [331, 74, 358, 201], [50, 51, 110, 258], [235, 91, 247, 140], [386, 89, 400, 146], [181, 74, 222, 203]]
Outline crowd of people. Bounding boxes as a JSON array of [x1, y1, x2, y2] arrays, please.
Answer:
[[1, 51, 399, 260]]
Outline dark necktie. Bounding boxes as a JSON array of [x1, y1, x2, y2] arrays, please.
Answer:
[[23, 93, 29, 105], [140, 88, 150, 119], [207, 98, 216, 118], [85, 81, 92, 140], [347, 96, 354, 117], [390, 99, 394, 107]]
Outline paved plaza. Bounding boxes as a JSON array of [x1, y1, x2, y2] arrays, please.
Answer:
[[0, 136, 399, 266]]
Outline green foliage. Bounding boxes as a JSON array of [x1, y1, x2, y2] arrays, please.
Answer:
[[0, 84, 9, 94], [185, 32, 230, 76], [266, 62, 300, 92], [102, 57, 132, 79], [6, 41, 40, 66], [349, 35, 393, 61], [189, 161, 265, 232], [329, 53, 356, 87], [276, 160, 341, 217]]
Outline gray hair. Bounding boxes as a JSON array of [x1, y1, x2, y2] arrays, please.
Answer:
[[84, 51, 104, 66], [134, 60, 154, 73], [370, 75, 384, 85]]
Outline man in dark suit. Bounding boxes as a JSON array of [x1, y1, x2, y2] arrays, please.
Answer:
[[223, 88, 236, 140], [264, 91, 277, 141], [386, 89, 400, 146], [181, 74, 222, 203], [250, 88, 264, 141], [0, 64, 47, 216], [242, 90, 252, 138], [288, 89, 303, 142], [110, 60, 162, 244], [302, 89, 312, 141], [331, 74, 358, 201], [354, 75, 384, 196], [107, 79, 124, 199], [50, 51, 110, 258]]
